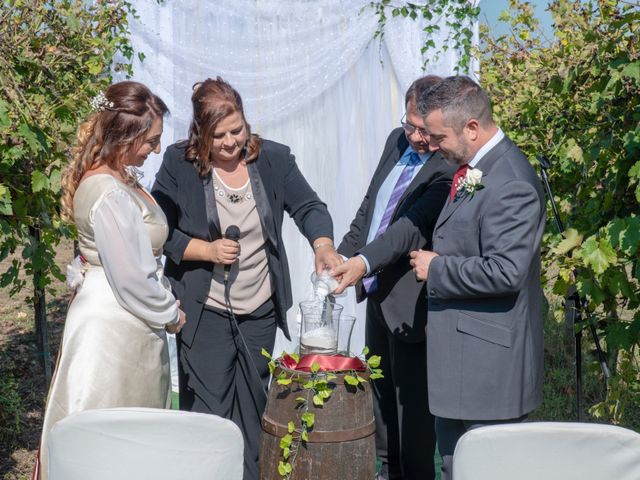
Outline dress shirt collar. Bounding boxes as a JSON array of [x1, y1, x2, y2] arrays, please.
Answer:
[[468, 128, 504, 168]]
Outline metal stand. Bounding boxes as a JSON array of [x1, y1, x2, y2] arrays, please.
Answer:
[[538, 156, 610, 421]]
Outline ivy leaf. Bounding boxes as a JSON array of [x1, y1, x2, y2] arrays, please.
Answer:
[[581, 236, 617, 275], [277, 377, 292, 386], [361, 346, 369, 357], [312, 394, 324, 406], [287, 421, 295, 434], [283, 446, 290, 460], [261, 348, 272, 359], [301, 430, 308, 442], [310, 362, 320, 373], [367, 355, 381, 369], [344, 375, 359, 386], [279, 434, 292, 449], [301, 412, 314, 428], [31, 171, 49, 193], [278, 461, 289, 476]]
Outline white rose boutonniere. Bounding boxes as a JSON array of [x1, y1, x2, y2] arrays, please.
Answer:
[[456, 168, 484, 198]]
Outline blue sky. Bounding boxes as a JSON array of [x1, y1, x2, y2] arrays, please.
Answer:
[[480, 0, 554, 37]]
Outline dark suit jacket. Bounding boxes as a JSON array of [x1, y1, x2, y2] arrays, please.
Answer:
[[426, 135, 546, 420], [337, 128, 454, 342], [151, 139, 333, 346]]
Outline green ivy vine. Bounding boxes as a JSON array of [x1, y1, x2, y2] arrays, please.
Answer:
[[366, 0, 481, 73], [261, 347, 383, 479]]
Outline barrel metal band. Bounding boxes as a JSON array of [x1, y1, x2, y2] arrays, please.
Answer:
[[262, 415, 375, 443]]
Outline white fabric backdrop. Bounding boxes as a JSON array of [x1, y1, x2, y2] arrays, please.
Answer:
[[119, 0, 476, 361]]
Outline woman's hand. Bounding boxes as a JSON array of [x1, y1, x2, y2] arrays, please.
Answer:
[[313, 241, 343, 275], [166, 307, 186, 334], [208, 238, 240, 265]]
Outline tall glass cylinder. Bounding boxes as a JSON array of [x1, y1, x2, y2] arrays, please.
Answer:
[[299, 300, 342, 355]]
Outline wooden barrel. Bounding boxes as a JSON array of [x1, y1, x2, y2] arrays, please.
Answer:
[[259, 366, 376, 479]]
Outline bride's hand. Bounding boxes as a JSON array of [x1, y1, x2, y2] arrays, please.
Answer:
[[166, 308, 186, 334]]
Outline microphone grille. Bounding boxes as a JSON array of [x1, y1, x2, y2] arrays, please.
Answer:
[[225, 225, 240, 241]]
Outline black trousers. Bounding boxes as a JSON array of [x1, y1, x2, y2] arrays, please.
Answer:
[[178, 299, 276, 480], [366, 299, 436, 480], [435, 414, 529, 480]]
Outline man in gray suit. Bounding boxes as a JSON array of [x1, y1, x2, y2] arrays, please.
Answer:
[[409, 76, 545, 480], [333, 75, 454, 479]]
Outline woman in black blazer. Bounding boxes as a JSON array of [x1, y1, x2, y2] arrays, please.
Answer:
[[151, 77, 341, 480]]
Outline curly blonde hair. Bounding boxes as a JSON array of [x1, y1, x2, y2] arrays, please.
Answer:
[[60, 81, 168, 222]]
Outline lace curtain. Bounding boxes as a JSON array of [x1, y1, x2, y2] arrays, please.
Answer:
[[120, 0, 477, 357]]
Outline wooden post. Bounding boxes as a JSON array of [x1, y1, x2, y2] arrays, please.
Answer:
[[30, 225, 51, 384]]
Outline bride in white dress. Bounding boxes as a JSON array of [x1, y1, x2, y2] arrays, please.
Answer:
[[38, 81, 186, 479]]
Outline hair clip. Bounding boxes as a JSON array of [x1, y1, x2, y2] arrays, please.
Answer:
[[90, 91, 115, 112]]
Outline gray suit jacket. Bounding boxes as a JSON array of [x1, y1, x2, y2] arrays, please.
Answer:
[[338, 128, 454, 342], [425, 135, 545, 420]]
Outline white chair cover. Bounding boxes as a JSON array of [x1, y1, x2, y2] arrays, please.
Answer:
[[452, 421, 640, 480], [47, 407, 244, 480]]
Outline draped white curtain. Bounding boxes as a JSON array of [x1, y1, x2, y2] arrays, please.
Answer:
[[120, 0, 477, 357]]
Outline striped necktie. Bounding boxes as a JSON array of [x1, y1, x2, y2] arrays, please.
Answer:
[[363, 152, 422, 294]]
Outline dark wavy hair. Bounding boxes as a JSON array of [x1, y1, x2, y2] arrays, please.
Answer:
[[61, 81, 169, 221], [185, 77, 261, 177]]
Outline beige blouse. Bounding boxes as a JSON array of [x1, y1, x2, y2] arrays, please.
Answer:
[[206, 172, 273, 314]]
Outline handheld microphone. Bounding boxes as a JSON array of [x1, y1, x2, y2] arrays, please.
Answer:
[[224, 225, 240, 283]]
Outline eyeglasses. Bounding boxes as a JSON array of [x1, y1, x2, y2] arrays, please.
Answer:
[[400, 113, 428, 138]]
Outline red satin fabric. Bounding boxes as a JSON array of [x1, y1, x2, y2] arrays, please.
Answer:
[[280, 354, 366, 372]]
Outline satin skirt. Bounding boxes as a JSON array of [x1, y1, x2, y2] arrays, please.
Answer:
[[39, 267, 170, 479]]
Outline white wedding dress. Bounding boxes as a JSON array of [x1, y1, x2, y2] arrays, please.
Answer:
[[40, 175, 179, 479]]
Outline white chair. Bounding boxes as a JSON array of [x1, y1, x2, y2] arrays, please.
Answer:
[[47, 407, 244, 480], [452, 421, 640, 480]]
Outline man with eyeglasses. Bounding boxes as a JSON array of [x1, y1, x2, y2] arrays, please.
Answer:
[[332, 75, 455, 480]]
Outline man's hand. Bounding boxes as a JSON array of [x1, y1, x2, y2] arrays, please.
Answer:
[[329, 256, 367, 294], [409, 249, 439, 281]]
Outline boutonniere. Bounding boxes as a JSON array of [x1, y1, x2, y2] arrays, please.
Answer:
[[455, 168, 484, 199]]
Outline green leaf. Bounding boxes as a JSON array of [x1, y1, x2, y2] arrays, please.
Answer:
[[367, 355, 381, 368], [18, 123, 43, 153], [301, 412, 314, 428], [621, 61, 640, 81], [581, 236, 617, 275], [283, 446, 290, 460], [287, 421, 295, 433], [344, 375, 359, 386], [31, 171, 49, 193], [301, 430, 309, 442], [552, 228, 583, 255], [278, 461, 289, 476], [312, 394, 324, 406], [361, 346, 369, 356], [261, 348, 272, 359], [277, 377, 292, 386], [310, 362, 320, 373], [279, 433, 292, 449], [295, 396, 307, 404], [0, 185, 12, 215]]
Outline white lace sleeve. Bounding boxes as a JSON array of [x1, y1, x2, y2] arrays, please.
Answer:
[[93, 189, 179, 328]]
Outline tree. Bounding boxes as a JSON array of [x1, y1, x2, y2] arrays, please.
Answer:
[[479, 0, 640, 425], [0, 0, 139, 380]]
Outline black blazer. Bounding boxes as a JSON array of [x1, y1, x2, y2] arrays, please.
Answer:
[[338, 128, 454, 342], [152, 139, 333, 346]]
